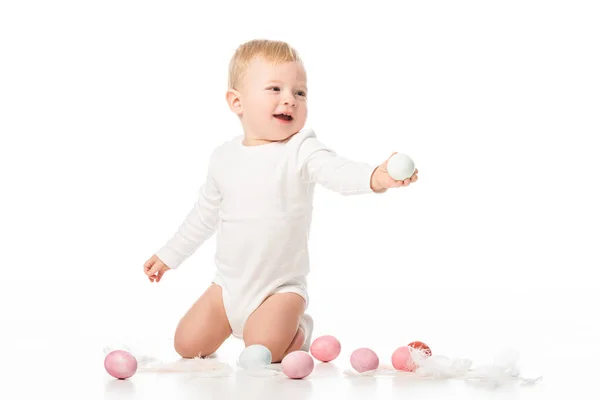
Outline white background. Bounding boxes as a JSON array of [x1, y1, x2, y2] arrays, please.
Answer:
[[1, 0, 599, 398]]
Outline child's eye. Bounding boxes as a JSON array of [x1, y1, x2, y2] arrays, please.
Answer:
[[267, 86, 280, 92], [296, 91, 306, 97]]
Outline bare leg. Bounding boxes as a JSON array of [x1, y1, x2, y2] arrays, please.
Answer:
[[173, 283, 232, 358], [282, 327, 305, 357], [243, 292, 306, 363]]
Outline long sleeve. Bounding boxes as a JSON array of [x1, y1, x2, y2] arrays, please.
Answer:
[[155, 155, 222, 269], [297, 133, 378, 195]]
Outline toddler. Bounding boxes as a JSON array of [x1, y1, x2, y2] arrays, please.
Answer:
[[143, 39, 419, 363]]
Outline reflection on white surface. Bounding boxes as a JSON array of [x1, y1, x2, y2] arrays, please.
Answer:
[[104, 379, 136, 399], [3, 313, 598, 400], [4, 281, 600, 400]]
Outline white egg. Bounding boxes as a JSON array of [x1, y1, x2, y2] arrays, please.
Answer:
[[387, 153, 415, 181], [238, 344, 272, 369]]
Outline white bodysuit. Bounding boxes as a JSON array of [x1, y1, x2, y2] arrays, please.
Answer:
[[156, 128, 377, 340]]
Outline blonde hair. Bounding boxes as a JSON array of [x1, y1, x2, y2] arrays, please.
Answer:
[[228, 39, 303, 90]]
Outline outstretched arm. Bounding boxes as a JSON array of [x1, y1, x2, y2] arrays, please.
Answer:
[[298, 136, 418, 195]]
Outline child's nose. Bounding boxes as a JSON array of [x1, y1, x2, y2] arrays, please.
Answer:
[[282, 92, 297, 106]]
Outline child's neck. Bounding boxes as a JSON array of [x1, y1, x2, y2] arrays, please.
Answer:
[[242, 136, 271, 146]]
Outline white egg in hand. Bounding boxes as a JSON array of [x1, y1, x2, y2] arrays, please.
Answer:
[[238, 344, 272, 369], [387, 153, 415, 181]]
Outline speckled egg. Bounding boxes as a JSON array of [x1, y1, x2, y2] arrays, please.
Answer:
[[408, 341, 432, 356]]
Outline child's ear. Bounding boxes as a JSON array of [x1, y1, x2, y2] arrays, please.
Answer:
[[226, 89, 242, 115]]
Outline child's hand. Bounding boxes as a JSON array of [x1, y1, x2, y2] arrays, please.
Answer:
[[370, 152, 419, 192], [143, 254, 171, 283]]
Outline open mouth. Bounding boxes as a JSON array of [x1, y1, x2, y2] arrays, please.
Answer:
[[274, 113, 293, 122]]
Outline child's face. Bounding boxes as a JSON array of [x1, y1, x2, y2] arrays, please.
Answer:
[[230, 57, 308, 144]]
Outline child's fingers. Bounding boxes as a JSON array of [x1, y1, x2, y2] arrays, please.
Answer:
[[144, 255, 157, 269], [144, 263, 154, 276], [145, 263, 159, 278], [144, 259, 155, 276], [148, 265, 161, 277], [389, 179, 408, 187]]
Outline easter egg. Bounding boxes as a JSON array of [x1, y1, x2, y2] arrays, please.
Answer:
[[350, 348, 379, 373], [104, 350, 137, 379], [310, 335, 341, 362], [239, 344, 272, 369], [392, 346, 416, 372], [387, 153, 415, 181], [282, 351, 314, 379], [408, 341, 432, 356]]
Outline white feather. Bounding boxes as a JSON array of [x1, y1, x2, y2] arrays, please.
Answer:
[[102, 344, 233, 377], [343, 348, 542, 387]]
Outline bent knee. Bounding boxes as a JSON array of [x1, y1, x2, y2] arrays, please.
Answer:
[[174, 334, 219, 359]]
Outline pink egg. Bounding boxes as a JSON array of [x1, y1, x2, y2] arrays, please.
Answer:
[[282, 350, 314, 379], [392, 346, 416, 372], [104, 350, 137, 379], [310, 335, 341, 362], [350, 348, 379, 373]]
